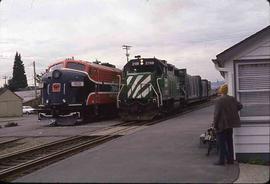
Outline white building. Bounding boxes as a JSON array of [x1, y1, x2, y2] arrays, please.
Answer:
[[213, 25, 270, 163]]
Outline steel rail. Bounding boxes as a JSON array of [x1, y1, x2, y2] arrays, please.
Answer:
[[0, 135, 115, 179], [0, 135, 82, 161], [0, 138, 22, 147], [0, 121, 146, 180], [0, 120, 135, 162]]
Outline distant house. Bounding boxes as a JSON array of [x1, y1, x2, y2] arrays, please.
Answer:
[[0, 88, 23, 117], [15, 89, 40, 104], [212, 25, 270, 162]]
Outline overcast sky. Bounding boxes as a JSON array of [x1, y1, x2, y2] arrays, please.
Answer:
[[0, 0, 269, 86]]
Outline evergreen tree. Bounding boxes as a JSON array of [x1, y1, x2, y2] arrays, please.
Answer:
[[8, 52, 28, 91]]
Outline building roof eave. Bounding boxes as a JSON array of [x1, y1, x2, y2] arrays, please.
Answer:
[[215, 25, 270, 65], [0, 88, 23, 101]]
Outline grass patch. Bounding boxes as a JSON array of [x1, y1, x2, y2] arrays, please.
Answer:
[[241, 158, 269, 166]]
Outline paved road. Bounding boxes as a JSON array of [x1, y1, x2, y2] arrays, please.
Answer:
[[15, 105, 239, 183]]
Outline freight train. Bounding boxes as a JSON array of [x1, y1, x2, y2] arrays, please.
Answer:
[[117, 56, 211, 121], [38, 58, 122, 125]]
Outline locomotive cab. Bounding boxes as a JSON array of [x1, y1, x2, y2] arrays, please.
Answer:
[[39, 61, 91, 123], [38, 59, 122, 125], [118, 56, 212, 121], [118, 57, 167, 120]]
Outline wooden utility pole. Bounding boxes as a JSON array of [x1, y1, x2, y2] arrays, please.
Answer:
[[33, 61, 37, 99], [2, 76, 7, 87], [122, 45, 131, 63]]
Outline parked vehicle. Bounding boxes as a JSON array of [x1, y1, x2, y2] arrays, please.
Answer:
[[23, 106, 35, 114]]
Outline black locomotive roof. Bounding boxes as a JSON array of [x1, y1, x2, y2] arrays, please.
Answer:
[[124, 57, 187, 73]]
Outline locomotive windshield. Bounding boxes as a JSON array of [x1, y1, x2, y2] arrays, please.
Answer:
[[66, 62, 85, 71], [49, 63, 64, 72], [128, 65, 160, 73]]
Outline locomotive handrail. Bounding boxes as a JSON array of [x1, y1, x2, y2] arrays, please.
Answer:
[[180, 87, 187, 99], [156, 78, 163, 106], [47, 84, 50, 95], [150, 84, 160, 108], [63, 83, 66, 95], [117, 74, 121, 91], [117, 84, 125, 108]]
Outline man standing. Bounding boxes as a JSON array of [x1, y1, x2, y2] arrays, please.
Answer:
[[213, 84, 243, 165]]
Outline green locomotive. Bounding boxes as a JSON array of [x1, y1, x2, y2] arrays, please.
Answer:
[[117, 56, 211, 121]]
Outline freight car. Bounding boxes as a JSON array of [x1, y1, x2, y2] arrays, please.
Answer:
[[38, 58, 122, 125], [117, 56, 211, 121]]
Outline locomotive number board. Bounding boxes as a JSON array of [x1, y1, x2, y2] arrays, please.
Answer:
[[132, 60, 155, 66]]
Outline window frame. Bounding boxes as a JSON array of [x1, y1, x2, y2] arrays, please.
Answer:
[[66, 62, 86, 71], [49, 63, 64, 72], [234, 59, 270, 123]]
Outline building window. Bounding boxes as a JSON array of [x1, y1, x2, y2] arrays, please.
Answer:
[[236, 61, 270, 122], [49, 63, 64, 72]]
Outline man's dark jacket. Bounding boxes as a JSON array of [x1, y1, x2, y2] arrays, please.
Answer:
[[213, 95, 243, 132]]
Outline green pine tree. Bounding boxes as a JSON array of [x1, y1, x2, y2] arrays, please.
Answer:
[[8, 52, 28, 91]]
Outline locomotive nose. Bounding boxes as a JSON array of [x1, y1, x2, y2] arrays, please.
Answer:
[[52, 70, 62, 79]]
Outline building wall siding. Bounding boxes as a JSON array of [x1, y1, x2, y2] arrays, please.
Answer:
[[216, 33, 270, 161], [0, 90, 22, 117], [234, 124, 270, 153]]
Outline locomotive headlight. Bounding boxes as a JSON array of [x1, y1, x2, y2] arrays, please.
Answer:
[[140, 59, 143, 65], [71, 81, 84, 87], [52, 70, 62, 79]]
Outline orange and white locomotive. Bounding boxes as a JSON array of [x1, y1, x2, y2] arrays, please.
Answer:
[[38, 58, 121, 125]]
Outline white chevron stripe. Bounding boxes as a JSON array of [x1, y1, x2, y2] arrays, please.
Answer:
[[128, 75, 143, 98], [132, 84, 142, 98], [126, 76, 132, 85], [141, 86, 151, 98], [127, 76, 133, 97], [133, 75, 151, 98]]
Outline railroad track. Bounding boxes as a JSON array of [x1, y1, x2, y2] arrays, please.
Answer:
[[0, 99, 214, 181], [0, 138, 22, 148], [0, 120, 150, 181]]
